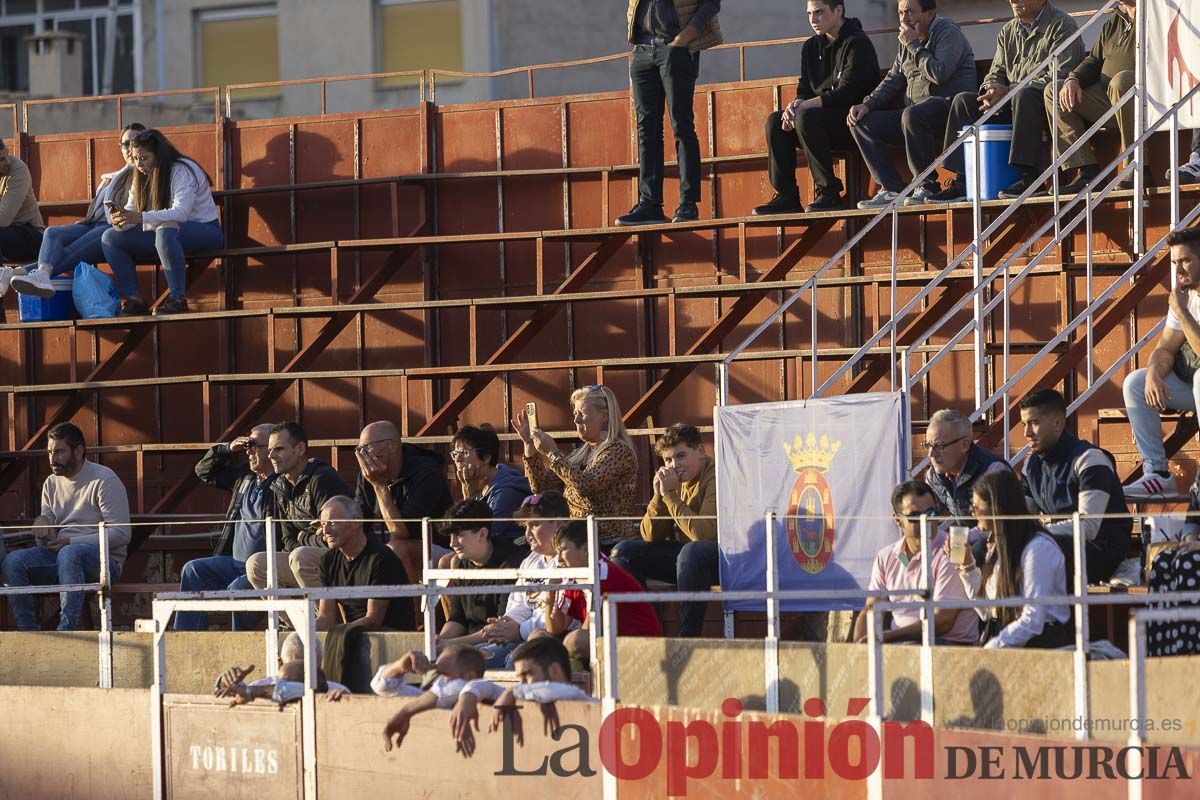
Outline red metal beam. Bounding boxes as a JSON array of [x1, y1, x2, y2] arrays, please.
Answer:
[[416, 232, 632, 436], [623, 219, 834, 426]]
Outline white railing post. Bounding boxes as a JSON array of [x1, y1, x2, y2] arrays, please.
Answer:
[[1051, 54, 1061, 243], [764, 511, 780, 714], [421, 517, 436, 659], [265, 515, 279, 679], [1170, 109, 1180, 229], [301, 596, 318, 800], [971, 120, 985, 410], [1127, 612, 1146, 800], [97, 519, 113, 689], [586, 515, 602, 681], [150, 602, 171, 800], [1071, 512, 1090, 740], [716, 362, 729, 406], [890, 207, 899, 391], [1133, 0, 1146, 256], [918, 513, 934, 726], [866, 604, 885, 800]]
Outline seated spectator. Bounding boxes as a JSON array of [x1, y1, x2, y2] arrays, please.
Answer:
[[1146, 536, 1200, 657], [611, 424, 717, 637], [214, 632, 349, 705], [475, 492, 575, 669], [1121, 228, 1200, 500], [174, 425, 276, 631], [246, 422, 350, 591], [0, 139, 45, 289], [437, 499, 526, 648], [101, 128, 223, 316], [449, 637, 596, 757], [1020, 388, 1130, 582], [513, 385, 639, 547], [11, 123, 145, 298], [380, 645, 491, 751], [934, 0, 1083, 201], [315, 496, 414, 632], [849, 0, 975, 209], [950, 469, 1072, 649], [921, 408, 1011, 564], [1044, 0, 1135, 194], [547, 520, 662, 663], [451, 424, 531, 543], [354, 420, 453, 583], [852, 480, 978, 644], [752, 0, 880, 215], [1169, 130, 1200, 185], [1, 423, 130, 631]]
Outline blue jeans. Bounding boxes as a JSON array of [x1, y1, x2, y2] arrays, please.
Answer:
[[100, 220, 223, 299], [173, 555, 256, 631], [478, 640, 522, 669], [1, 543, 123, 631], [36, 221, 109, 276], [610, 538, 720, 637], [848, 98, 951, 194], [1122, 368, 1200, 475]]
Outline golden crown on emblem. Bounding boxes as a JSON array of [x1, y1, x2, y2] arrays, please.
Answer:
[[784, 432, 842, 473]]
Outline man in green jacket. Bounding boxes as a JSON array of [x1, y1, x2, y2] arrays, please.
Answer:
[[932, 0, 1084, 202], [1044, 0, 1135, 194], [611, 424, 718, 637]]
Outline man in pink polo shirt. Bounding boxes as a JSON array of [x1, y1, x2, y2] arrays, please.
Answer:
[[853, 479, 979, 645]]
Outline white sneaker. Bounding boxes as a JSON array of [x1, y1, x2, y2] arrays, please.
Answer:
[[10, 266, 54, 298], [1123, 472, 1182, 500], [857, 189, 899, 210], [0, 266, 12, 297], [904, 185, 937, 206]]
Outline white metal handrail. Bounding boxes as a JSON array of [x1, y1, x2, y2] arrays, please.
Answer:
[[717, 1, 1119, 405]]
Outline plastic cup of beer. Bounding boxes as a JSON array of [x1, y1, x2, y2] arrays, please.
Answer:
[[949, 525, 968, 564]]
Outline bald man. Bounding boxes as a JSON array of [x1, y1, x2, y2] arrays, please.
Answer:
[[175, 424, 279, 631], [354, 421, 454, 582]]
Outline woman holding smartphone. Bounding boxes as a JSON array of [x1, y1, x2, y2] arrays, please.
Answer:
[[101, 128, 223, 315], [7, 123, 146, 299], [949, 469, 1073, 649]]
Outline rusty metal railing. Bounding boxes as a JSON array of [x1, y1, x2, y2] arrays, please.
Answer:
[[224, 70, 426, 117], [21, 87, 221, 134]]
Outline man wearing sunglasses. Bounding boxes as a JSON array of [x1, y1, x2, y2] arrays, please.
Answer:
[[353, 420, 453, 582], [174, 424, 277, 631], [852, 480, 978, 645], [921, 408, 1011, 566]]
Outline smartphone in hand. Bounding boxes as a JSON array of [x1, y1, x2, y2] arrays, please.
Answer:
[[525, 402, 539, 431]]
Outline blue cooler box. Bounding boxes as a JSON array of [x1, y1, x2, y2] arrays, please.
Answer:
[[18, 277, 76, 323], [962, 124, 1020, 201]]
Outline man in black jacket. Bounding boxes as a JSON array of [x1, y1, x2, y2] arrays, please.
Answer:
[[174, 424, 277, 631], [753, 0, 880, 215], [246, 421, 351, 590], [354, 420, 453, 583]]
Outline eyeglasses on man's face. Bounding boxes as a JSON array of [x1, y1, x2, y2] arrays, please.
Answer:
[[355, 438, 395, 455], [921, 436, 967, 454]]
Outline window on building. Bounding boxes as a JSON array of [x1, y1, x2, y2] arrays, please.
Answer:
[[196, 5, 280, 98], [0, 0, 137, 95], [377, 0, 463, 87]]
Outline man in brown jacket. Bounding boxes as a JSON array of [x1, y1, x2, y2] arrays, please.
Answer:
[[0, 141, 45, 293], [611, 424, 719, 636], [616, 0, 723, 227]]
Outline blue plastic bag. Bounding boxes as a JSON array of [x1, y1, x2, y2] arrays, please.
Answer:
[[71, 261, 121, 319]]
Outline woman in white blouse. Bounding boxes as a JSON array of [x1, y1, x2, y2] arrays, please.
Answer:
[[948, 469, 1074, 649], [101, 128, 222, 315]]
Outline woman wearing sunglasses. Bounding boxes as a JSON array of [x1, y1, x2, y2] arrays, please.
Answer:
[[101, 128, 223, 315], [512, 385, 639, 548], [8, 123, 147, 299]]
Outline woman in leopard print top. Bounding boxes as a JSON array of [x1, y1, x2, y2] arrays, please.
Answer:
[[513, 385, 639, 547]]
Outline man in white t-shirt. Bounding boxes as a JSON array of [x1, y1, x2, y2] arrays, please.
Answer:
[[1122, 228, 1200, 499]]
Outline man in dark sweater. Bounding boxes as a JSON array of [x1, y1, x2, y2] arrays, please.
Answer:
[[354, 420, 454, 583], [1019, 389, 1131, 583], [1044, 0, 1134, 194], [315, 496, 413, 631], [753, 0, 880, 215], [617, 0, 724, 226], [246, 421, 351, 590]]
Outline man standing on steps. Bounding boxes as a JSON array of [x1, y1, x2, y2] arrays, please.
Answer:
[[752, 0, 881, 216], [1122, 228, 1200, 501], [616, 0, 723, 227]]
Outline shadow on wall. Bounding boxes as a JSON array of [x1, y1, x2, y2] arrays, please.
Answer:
[[235, 130, 343, 246]]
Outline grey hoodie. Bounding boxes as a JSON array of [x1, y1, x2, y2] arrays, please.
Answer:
[[863, 15, 977, 111]]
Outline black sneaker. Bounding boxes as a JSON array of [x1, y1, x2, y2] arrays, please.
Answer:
[[751, 194, 804, 216], [806, 190, 844, 211], [615, 203, 669, 226], [930, 178, 967, 202], [998, 172, 1045, 199], [672, 202, 699, 223], [1117, 178, 1135, 191], [1059, 165, 1099, 195], [119, 297, 149, 316], [155, 296, 190, 315]]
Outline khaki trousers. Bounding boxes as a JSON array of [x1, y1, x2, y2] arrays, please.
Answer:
[[245, 546, 326, 589], [1044, 70, 1135, 170]]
